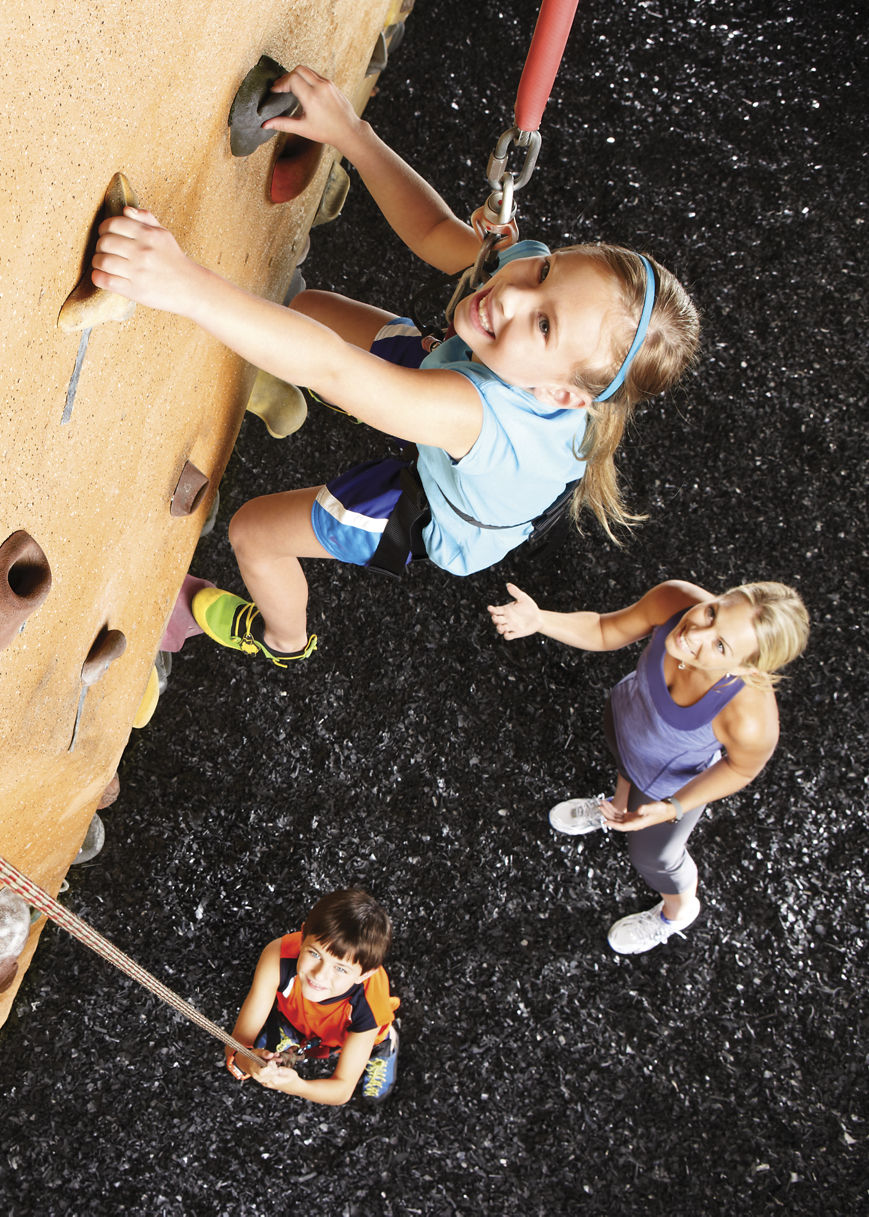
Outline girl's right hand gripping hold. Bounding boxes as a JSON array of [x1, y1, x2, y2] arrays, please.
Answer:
[[264, 65, 366, 156]]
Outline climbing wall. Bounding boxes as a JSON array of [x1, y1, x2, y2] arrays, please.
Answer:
[[0, 0, 408, 1024]]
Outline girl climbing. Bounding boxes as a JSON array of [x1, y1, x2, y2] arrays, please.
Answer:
[[92, 66, 700, 666], [487, 579, 809, 954]]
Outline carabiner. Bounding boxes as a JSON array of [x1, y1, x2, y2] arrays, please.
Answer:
[[486, 126, 542, 193], [470, 173, 518, 247]]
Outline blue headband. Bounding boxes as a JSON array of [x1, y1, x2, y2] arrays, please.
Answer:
[[594, 254, 656, 402]]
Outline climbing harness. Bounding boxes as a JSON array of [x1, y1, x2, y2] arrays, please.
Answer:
[[367, 446, 580, 578], [0, 854, 306, 1077]]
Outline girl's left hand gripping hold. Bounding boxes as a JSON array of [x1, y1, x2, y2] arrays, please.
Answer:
[[92, 207, 204, 317]]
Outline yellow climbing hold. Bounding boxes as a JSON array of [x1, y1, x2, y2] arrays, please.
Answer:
[[131, 664, 160, 729], [311, 162, 351, 228], [245, 371, 308, 439]]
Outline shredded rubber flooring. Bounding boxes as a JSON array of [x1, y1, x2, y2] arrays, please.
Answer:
[[2, 2, 865, 1214]]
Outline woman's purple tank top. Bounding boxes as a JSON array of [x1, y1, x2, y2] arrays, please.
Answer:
[[609, 610, 744, 800]]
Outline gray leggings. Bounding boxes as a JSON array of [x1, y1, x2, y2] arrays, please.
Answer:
[[603, 699, 705, 896]]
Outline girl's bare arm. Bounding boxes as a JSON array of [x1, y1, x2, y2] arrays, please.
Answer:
[[265, 66, 482, 274], [92, 210, 483, 457]]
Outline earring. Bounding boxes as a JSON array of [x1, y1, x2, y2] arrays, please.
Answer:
[[678, 661, 686, 670]]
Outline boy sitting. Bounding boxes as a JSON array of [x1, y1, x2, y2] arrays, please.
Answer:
[[226, 888, 399, 1104]]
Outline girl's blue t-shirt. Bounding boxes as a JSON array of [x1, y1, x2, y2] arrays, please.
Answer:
[[415, 240, 587, 575]]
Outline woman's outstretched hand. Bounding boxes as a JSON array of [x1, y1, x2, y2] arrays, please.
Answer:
[[487, 583, 543, 640]]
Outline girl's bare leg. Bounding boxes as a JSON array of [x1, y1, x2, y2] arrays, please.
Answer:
[[229, 293, 393, 650], [228, 485, 333, 653]]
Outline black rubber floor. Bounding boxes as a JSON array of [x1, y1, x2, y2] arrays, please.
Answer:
[[3, 2, 865, 1214]]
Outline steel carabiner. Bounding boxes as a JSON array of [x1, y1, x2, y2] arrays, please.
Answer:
[[486, 126, 542, 194]]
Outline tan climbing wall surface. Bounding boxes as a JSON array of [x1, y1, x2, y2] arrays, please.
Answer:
[[0, 0, 402, 1024]]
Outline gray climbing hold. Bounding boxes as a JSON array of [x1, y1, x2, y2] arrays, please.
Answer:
[[0, 888, 32, 991], [228, 56, 301, 157], [71, 813, 106, 865]]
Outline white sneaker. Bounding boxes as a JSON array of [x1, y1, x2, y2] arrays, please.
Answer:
[[607, 897, 701, 955], [548, 796, 607, 835]]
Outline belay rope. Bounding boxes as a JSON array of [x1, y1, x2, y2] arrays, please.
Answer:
[[445, 0, 582, 322], [0, 854, 284, 1076]]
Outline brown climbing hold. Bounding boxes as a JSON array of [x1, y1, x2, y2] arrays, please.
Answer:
[[68, 629, 127, 752], [80, 629, 127, 685], [97, 771, 121, 810], [170, 460, 210, 517], [57, 172, 139, 333], [0, 530, 52, 650]]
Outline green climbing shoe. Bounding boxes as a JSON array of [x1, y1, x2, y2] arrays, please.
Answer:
[[192, 589, 317, 668]]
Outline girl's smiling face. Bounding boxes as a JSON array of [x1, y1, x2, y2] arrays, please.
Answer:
[[665, 597, 760, 676], [452, 251, 620, 409], [296, 935, 370, 1001]]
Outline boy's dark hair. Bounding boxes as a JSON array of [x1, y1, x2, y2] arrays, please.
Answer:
[[303, 889, 392, 973]]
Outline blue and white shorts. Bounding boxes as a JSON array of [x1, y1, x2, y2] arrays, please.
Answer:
[[310, 319, 435, 568]]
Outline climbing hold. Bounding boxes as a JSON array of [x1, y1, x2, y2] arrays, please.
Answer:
[[228, 56, 300, 157], [311, 162, 351, 227], [170, 460, 210, 517], [97, 771, 121, 810], [365, 30, 389, 77], [68, 629, 127, 752], [0, 530, 52, 650], [159, 573, 217, 653], [386, 21, 407, 55], [81, 629, 127, 685], [155, 649, 172, 694], [71, 813, 106, 865], [0, 887, 31, 992], [270, 136, 323, 204], [58, 173, 139, 333], [131, 664, 160, 729], [246, 372, 308, 439], [200, 488, 220, 538]]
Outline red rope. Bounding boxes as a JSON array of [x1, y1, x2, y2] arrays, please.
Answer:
[[514, 0, 581, 133], [0, 855, 263, 1072]]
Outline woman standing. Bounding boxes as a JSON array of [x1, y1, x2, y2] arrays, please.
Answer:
[[488, 579, 809, 954]]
